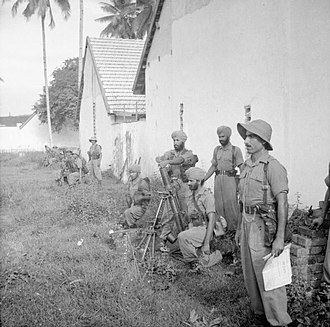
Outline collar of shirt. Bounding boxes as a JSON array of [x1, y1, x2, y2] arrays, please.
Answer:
[[130, 176, 141, 188], [170, 148, 187, 157], [245, 152, 270, 168], [219, 142, 232, 151]]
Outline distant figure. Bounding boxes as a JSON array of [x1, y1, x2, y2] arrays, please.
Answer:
[[87, 136, 102, 185], [121, 164, 151, 229], [55, 150, 68, 186], [67, 149, 84, 186], [203, 126, 244, 231]]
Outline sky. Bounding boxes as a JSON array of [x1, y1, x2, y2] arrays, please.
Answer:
[[0, 0, 107, 117]]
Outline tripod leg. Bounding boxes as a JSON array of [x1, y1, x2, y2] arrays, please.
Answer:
[[141, 233, 152, 261], [151, 232, 156, 259], [152, 197, 165, 228], [136, 232, 148, 249]]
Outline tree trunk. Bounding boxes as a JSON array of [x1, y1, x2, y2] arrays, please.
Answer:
[[78, 0, 84, 90], [41, 16, 53, 147]]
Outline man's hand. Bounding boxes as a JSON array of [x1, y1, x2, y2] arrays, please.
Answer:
[[311, 217, 324, 230], [159, 160, 170, 168], [235, 228, 241, 247], [201, 242, 210, 255], [271, 237, 284, 257]]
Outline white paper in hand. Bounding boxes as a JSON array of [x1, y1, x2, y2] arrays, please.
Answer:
[[262, 243, 292, 291]]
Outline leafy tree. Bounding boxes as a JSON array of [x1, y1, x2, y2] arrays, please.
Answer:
[[95, 0, 155, 39], [33, 58, 79, 133], [6, 0, 71, 146]]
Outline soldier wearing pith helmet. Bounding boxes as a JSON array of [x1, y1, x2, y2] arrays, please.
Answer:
[[235, 119, 292, 326], [87, 136, 102, 184]]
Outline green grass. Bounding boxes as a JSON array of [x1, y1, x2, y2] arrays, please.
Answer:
[[2, 154, 327, 327]]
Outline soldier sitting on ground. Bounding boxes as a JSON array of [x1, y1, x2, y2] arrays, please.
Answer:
[[121, 164, 152, 229], [67, 149, 85, 187], [55, 150, 69, 186]]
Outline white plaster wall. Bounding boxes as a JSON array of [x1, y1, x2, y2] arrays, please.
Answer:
[[111, 120, 148, 182], [145, 0, 175, 176], [145, 0, 330, 207], [79, 47, 148, 177], [0, 116, 78, 151], [79, 48, 113, 170]]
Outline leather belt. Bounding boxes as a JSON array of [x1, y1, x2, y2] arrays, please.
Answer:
[[244, 205, 258, 214], [215, 169, 231, 176]]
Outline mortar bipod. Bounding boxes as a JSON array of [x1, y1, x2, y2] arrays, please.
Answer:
[[136, 190, 181, 260]]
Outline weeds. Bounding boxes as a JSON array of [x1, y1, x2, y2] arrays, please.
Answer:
[[1, 157, 328, 327], [288, 277, 330, 327]]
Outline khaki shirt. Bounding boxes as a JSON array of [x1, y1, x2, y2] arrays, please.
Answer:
[[89, 144, 102, 160], [161, 148, 195, 180], [186, 187, 216, 222], [128, 177, 150, 206], [239, 153, 288, 206], [211, 143, 244, 171]]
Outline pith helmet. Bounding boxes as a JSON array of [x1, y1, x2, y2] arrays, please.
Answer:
[[237, 119, 273, 151], [89, 136, 97, 142]]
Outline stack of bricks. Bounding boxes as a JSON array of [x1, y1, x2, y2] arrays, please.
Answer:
[[291, 226, 328, 287]]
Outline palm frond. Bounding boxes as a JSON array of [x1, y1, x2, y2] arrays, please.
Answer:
[[99, 2, 120, 14], [22, 2, 38, 19], [95, 15, 116, 23], [47, 4, 55, 28], [54, 0, 71, 19], [11, 0, 25, 16]]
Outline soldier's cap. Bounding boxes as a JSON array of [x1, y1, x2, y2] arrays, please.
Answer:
[[128, 164, 141, 173], [237, 119, 273, 151], [89, 136, 97, 142], [185, 167, 205, 181], [72, 149, 80, 155]]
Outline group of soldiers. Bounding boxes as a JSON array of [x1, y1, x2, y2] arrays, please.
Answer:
[[54, 136, 103, 187], [120, 119, 302, 327]]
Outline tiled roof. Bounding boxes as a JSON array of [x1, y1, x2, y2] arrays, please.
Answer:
[[0, 114, 31, 127], [88, 37, 146, 115]]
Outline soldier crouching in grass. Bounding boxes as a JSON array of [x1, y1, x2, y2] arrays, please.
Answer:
[[67, 149, 85, 187], [120, 164, 152, 229], [177, 167, 224, 273]]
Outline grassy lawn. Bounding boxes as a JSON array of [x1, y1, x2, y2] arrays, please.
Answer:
[[1, 153, 328, 327]]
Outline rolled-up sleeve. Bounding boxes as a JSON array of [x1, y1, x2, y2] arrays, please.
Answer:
[[203, 193, 216, 215], [268, 160, 289, 197]]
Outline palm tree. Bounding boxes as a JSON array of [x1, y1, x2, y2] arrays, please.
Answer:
[[8, 0, 71, 147], [95, 0, 136, 39]]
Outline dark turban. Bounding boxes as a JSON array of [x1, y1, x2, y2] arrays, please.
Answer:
[[216, 126, 232, 137], [171, 130, 187, 142]]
